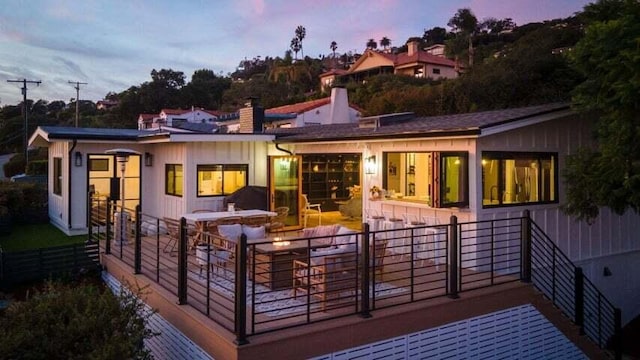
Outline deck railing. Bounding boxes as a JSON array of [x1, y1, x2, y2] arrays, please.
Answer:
[[89, 196, 621, 358]]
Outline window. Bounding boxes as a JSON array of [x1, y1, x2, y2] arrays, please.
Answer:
[[165, 164, 183, 197], [197, 164, 248, 197], [482, 152, 557, 207], [53, 157, 62, 196], [383, 152, 468, 208], [432, 68, 441, 75]]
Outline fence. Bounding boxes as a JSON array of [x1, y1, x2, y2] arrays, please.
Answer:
[[0, 242, 101, 288], [90, 197, 621, 358]]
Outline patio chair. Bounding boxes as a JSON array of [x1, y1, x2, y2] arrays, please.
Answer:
[[265, 206, 289, 235], [241, 214, 269, 227], [301, 194, 322, 228], [163, 217, 196, 256], [206, 216, 243, 238], [293, 251, 357, 311]]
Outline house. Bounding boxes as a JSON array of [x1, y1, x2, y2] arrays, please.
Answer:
[[96, 99, 119, 110], [319, 40, 459, 92], [138, 107, 228, 130], [28, 101, 639, 358]]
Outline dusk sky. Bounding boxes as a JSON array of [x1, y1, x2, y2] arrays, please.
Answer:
[[0, 0, 592, 106]]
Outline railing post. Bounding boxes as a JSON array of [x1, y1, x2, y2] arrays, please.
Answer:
[[574, 267, 585, 335], [87, 191, 93, 243], [234, 233, 248, 345], [105, 198, 112, 255], [134, 205, 142, 274], [614, 308, 622, 360], [448, 215, 459, 299], [360, 222, 371, 318], [177, 217, 188, 305], [521, 209, 532, 283]]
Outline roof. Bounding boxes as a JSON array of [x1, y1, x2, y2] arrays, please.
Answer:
[[266, 98, 331, 115], [33, 126, 162, 142], [160, 108, 189, 115], [267, 103, 572, 142], [138, 113, 156, 121], [319, 69, 349, 77]]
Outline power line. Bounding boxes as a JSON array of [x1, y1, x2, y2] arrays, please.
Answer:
[[7, 78, 41, 170], [68, 81, 88, 127]]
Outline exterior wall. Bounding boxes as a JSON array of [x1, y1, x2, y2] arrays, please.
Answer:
[[425, 63, 458, 79], [352, 52, 393, 72], [477, 114, 640, 323], [293, 137, 477, 225], [48, 141, 68, 232]]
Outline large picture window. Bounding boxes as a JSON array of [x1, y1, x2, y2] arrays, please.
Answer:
[[165, 164, 183, 197], [383, 152, 468, 208], [53, 157, 62, 196], [482, 152, 557, 207], [197, 164, 248, 197]]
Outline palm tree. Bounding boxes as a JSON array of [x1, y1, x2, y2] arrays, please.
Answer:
[[448, 8, 478, 66], [330, 41, 338, 68], [380, 36, 391, 51], [295, 25, 306, 58], [290, 37, 301, 60], [366, 38, 377, 50]]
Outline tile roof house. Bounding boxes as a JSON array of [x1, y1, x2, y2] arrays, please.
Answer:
[[320, 41, 460, 92], [138, 107, 229, 131], [28, 100, 638, 359]]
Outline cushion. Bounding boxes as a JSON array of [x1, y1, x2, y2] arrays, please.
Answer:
[[335, 226, 357, 251], [242, 225, 265, 240], [217, 224, 242, 242], [304, 224, 339, 246]]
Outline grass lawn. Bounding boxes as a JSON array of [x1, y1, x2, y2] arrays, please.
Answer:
[[0, 223, 86, 252]]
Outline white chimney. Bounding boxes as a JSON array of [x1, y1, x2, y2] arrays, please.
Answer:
[[328, 87, 350, 124]]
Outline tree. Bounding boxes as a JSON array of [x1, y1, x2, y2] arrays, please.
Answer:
[[290, 37, 301, 60], [563, 0, 640, 223], [330, 41, 338, 68], [366, 38, 378, 50], [295, 25, 306, 58], [380, 36, 391, 50], [448, 8, 478, 66], [0, 279, 157, 359], [423, 26, 448, 46]]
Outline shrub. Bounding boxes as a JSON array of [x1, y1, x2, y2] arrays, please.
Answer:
[[0, 181, 48, 225], [0, 279, 157, 359], [27, 160, 47, 176]]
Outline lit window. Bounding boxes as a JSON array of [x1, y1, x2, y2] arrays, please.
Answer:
[[383, 152, 468, 208], [165, 164, 183, 197], [482, 152, 557, 207], [197, 164, 248, 197]]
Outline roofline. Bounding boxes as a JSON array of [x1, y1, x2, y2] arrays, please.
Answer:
[[274, 129, 480, 144], [479, 104, 572, 130]]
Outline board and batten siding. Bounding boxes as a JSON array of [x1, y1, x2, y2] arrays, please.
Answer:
[[48, 141, 67, 232], [477, 114, 640, 324]]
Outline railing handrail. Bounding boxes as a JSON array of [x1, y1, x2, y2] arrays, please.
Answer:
[[89, 196, 621, 356]]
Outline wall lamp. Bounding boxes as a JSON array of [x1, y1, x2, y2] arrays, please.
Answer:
[[144, 152, 153, 167], [74, 151, 83, 167], [364, 155, 377, 174]]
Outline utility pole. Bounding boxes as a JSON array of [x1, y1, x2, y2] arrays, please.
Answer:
[[7, 79, 41, 170], [68, 81, 87, 127]]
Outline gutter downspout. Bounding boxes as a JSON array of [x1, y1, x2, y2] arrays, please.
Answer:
[[68, 139, 77, 229], [274, 143, 293, 155]]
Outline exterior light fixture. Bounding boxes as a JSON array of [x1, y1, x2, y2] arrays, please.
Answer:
[[74, 151, 83, 167], [144, 152, 153, 167], [365, 155, 377, 174]]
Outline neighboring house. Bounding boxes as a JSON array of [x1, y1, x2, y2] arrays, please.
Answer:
[[319, 41, 459, 92], [138, 108, 228, 130], [96, 99, 119, 110], [29, 101, 640, 327]]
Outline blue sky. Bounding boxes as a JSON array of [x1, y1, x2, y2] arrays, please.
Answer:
[[0, 0, 592, 106]]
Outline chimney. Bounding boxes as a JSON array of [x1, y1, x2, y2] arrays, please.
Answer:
[[407, 40, 419, 56], [328, 86, 350, 124], [239, 97, 264, 133]]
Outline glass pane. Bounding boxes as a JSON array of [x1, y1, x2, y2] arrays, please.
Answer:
[[223, 168, 246, 194], [482, 159, 500, 205], [175, 165, 183, 196], [272, 156, 300, 227], [441, 154, 467, 205]]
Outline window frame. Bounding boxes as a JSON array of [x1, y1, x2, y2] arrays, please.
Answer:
[[481, 151, 558, 208], [165, 164, 183, 197], [53, 157, 62, 196], [196, 164, 249, 197], [382, 151, 469, 209]]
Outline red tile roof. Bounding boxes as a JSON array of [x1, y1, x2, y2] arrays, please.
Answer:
[[266, 98, 331, 115], [160, 109, 190, 115], [375, 50, 457, 68]]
